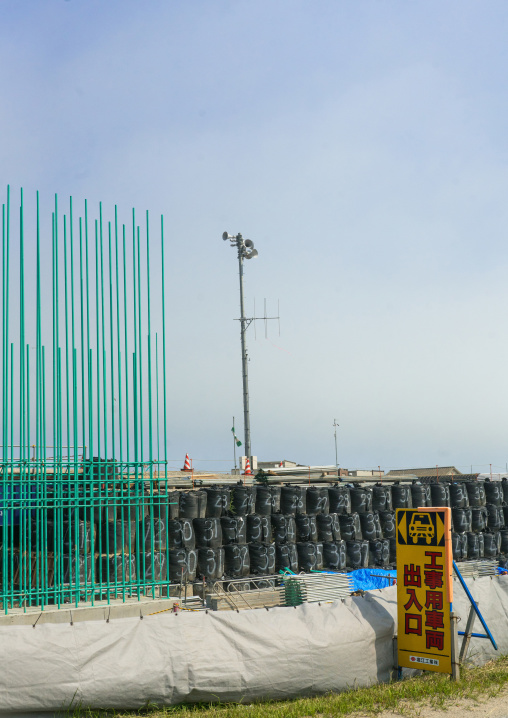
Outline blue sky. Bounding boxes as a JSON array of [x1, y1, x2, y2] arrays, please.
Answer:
[[2, 0, 508, 472]]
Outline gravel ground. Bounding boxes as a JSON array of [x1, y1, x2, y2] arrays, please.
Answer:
[[355, 685, 508, 718]]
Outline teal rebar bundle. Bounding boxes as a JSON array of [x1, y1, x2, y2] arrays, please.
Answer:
[[0, 186, 173, 613]]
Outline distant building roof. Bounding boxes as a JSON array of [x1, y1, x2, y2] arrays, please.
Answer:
[[385, 466, 462, 477]]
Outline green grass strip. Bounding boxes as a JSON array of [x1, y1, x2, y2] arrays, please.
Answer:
[[69, 655, 508, 718]]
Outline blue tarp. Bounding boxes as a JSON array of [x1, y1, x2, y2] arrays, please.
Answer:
[[350, 568, 397, 592]]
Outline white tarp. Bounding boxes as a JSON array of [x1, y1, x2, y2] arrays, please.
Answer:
[[0, 574, 506, 714]]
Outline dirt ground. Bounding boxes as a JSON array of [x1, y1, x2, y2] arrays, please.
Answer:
[[356, 685, 508, 718]]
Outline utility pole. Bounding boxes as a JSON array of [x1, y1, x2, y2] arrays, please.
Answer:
[[223, 232, 258, 461], [333, 419, 339, 470], [223, 231, 279, 463]]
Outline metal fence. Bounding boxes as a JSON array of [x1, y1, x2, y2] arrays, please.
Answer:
[[1, 187, 172, 613]]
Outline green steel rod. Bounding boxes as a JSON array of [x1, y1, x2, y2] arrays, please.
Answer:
[[108, 221, 115, 463], [155, 333, 160, 466], [85, 199, 91, 461], [95, 219, 101, 462], [19, 189, 25, 462], [114, 208, 123, 463], [6, 187, 10, 462], [70, 198, 77, 464], [132, 212, 137, 461], [160, 215, 167, 471], [99, 204, 107, 464], [2, 201, 5, 463], [146, 211, 153, 463], [1, 199, 5, 612], [136, 227, 143, 461], [64, 214, 70, 459], [55, 194, 60, 460], [122, 225, 130, 463], [79, 218, 86, 463]]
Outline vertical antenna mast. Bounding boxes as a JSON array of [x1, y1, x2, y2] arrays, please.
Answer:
[[223, 231, 258, 460]]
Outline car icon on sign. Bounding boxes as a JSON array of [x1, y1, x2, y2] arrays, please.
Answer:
[[409, 513, 434, 544]]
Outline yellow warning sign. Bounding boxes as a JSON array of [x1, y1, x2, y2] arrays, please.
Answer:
[[396, 507, 453, 674]]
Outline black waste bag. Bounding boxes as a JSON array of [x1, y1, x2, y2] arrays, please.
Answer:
[[255, 487, 273, 516], [100, 553, 136, 583], [150, 491, 179, 522], [63, 554, 93, 584], [478, 531, 485, 558], [220, 516, 247, 545], [360, 539, 369, 568], [204, 487, 231, 518], [483, 532, 499, 558], [502, 479, 508, 505], [197, 547, 224, 580], [270, 486, 281, 513], [246, 514, 272, 544], [275, 542, 299, 573], [380, 538, 391, 566], [280, 486, 307, 515], [369, 539, 386, 566], [472, 507, 488, 533], [186, 548, 197, 581], [62, 520, 94, 554], [285, 515, 297, 543], [180, 491, 207, 519], [391, 484, 412, 509], [315, 542, 324, 570], [143, 551, 167, 582], [389, 537, 397, 564], [193, 518, 222, 548], [379, 511, 396, 539], [430, 482, 450, 508], [295, 514, 318, 542], [486, 504, 503, 531], [166, 491, 181, 520], [449, 483, 469, 509], [306, 487, 330, 515], [100, 520, 136, 554], [339, 512, 362, 541], [373, 512, 383, 539], [500, 529, 508, 554], [451, 533, 463, 561], [499, 556, 508, 569], [224, 543, 250, 578], [485, 480, 503, 507], [466, 481, 486, 507], [166, 549, 187, 581], [372, 484, 392, 512], [329, 513, 341, 540], [142, 516, 167, 551], [322, 540, 347, 570], [316, 513, 336, 543], [271, 514, 287, 544], [166, 518, 195, 549], [452, 508, 472, 534], [503, 507, 508, 528], [328, 486, 351, 515], [346, 540, 368, 569], [496, 530, 502, 553], [231, 486, 256, 516], [459, 532, 468, 560], [467, 532, 480, 560], [411, 482, 429, 508], [350, 487, 373, 514], [359, 512, 378, 542], [296, 541, 321, 571], [249, 542, 275, 575]]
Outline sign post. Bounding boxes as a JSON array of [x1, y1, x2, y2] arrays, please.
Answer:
[[396, 507, 455, 676]]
